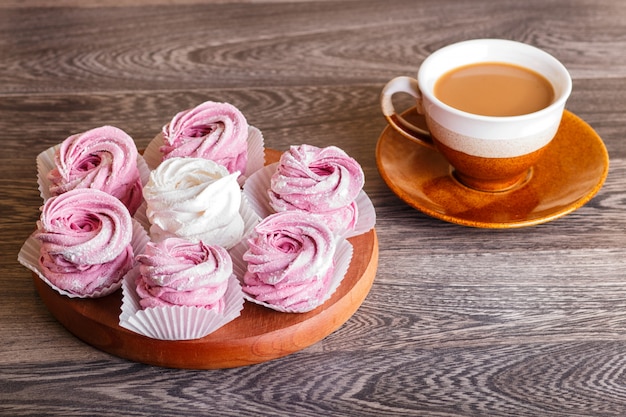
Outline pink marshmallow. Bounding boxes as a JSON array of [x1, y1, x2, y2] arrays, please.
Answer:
[[161, 101, 249, 175], [36, 188, 134, 297], [135, 238, 232, 312], [269, 144, 364, 235], [47, 125, 143, 215], [242, 211, 336, 312]]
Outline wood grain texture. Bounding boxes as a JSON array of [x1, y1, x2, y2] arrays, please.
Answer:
[[2, 0, 626, 416]]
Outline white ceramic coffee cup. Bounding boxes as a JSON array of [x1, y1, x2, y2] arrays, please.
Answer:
[[380, 39, 572, 192]]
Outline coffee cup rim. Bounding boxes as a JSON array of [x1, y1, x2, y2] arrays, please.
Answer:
[[417, 39, 572, 122]]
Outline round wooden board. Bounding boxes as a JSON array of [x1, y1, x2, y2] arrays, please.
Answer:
[[32, 149, 379, 369]]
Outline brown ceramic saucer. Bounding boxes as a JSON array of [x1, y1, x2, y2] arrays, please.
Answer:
[[376, 109, 609, 228]]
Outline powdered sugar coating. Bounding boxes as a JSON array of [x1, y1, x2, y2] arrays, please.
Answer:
[[161, 101, 249, 175], [47, 125, 143, 215], [135, 238, 232, 312], [269, 144, 365, 235], [36, 188, 134, 296], [143, 157, 245, 248], [242, 211, 336, 312]]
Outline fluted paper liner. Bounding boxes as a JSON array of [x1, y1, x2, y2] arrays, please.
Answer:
[[242, 162, 377, 239], [119, 269, 244, 341], [36, 143, 151, 204], [143, 125, 265, 185], [17, 219, 150, 299], [230, 236, 353, 313]]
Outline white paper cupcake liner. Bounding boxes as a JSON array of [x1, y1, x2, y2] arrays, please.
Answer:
[[119, 268, 244, 341], [230, 237, 354, 313], [36, 143, 151, 204], [17, 219, 151, 299], [133, 191, 261, 249], [242, 162, 377, 239], [143, 125, 265, 185]]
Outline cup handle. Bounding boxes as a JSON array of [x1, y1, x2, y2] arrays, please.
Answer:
[[380, 76, 436, 149]]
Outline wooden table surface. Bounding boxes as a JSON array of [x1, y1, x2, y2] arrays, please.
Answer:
[[2, 1, 625, 416]]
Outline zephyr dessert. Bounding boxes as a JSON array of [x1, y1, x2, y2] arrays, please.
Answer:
[[39, 125, 146, 216], [243, 144, 376, 238], [268, 144, 365, 235], [135, 238, 232, 311], [232, 211, 353, 313], [162, 101, 249, 174], [140, 156, 259, 249], [119, 238, 244, 341], [142, 100, 265, 182], [18, 188, 149, 298]]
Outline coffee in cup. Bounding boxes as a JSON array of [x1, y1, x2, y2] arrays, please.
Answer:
[[381, 39, 572, 192], [435, 62, 554, 117]]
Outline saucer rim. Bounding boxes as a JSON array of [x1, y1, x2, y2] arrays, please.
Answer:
[[375, 109, 609, 229]]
